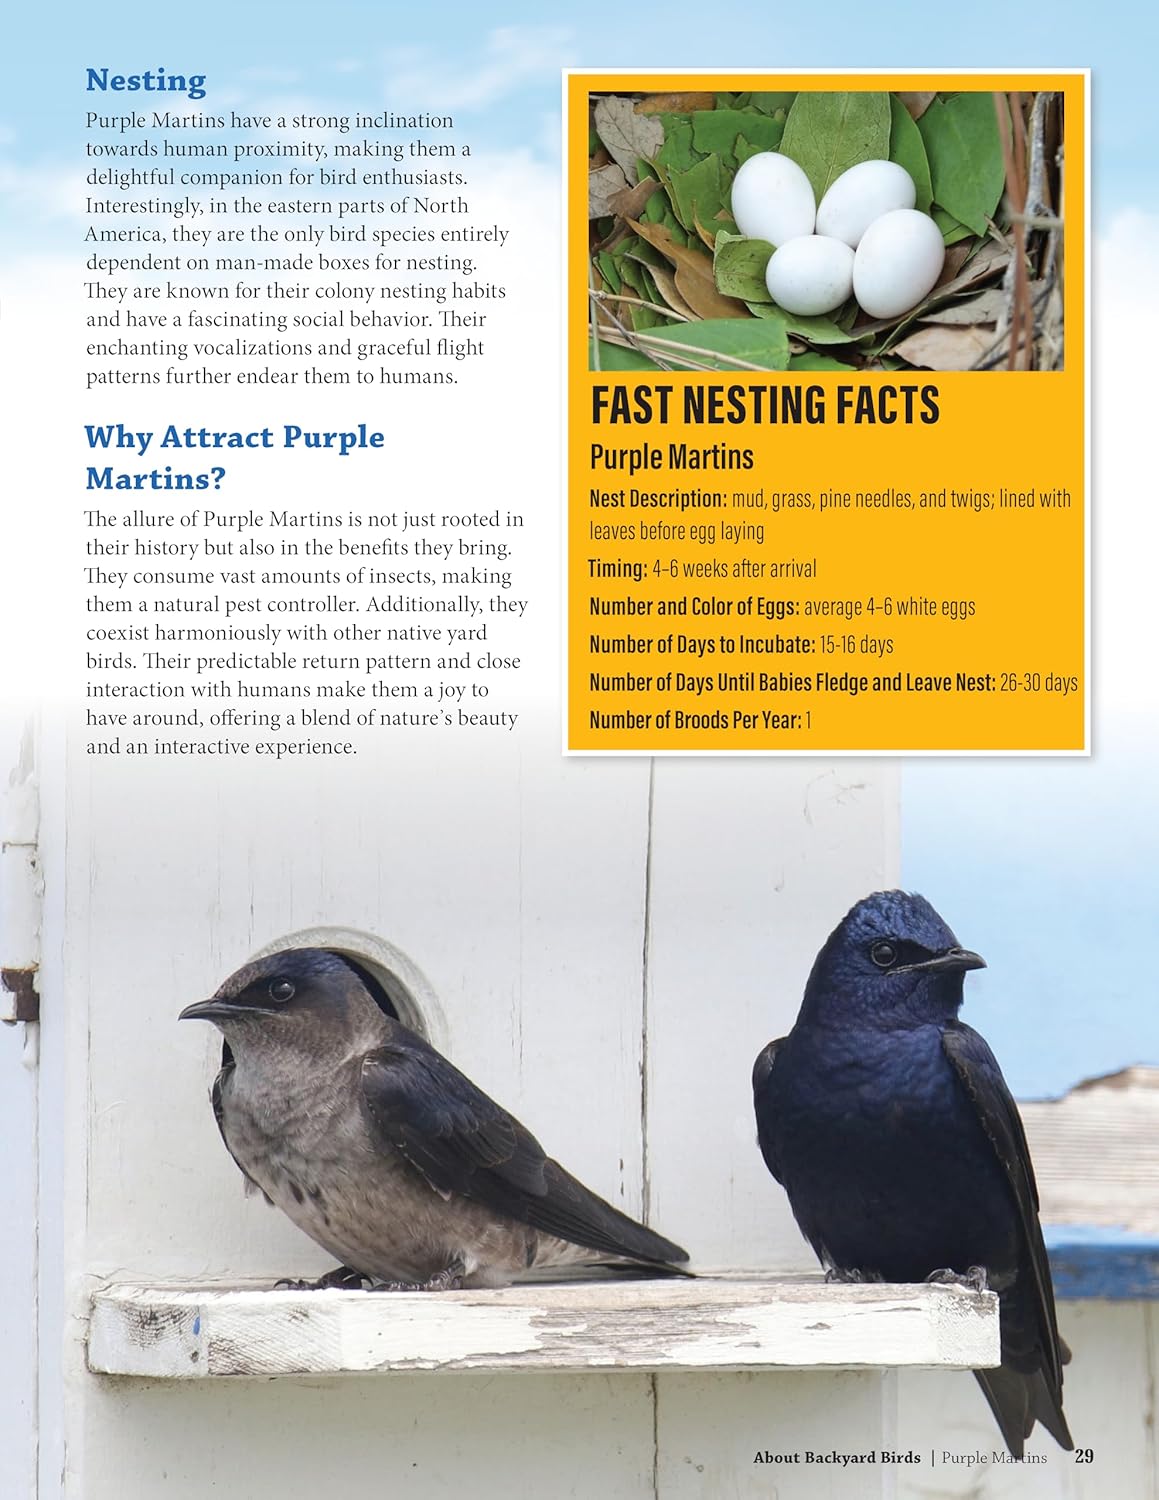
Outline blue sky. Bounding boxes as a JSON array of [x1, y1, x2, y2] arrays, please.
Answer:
[[2, 3, 1157, 218]]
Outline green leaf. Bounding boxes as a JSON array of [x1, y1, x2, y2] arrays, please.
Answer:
[[790, 351, 858, 370], [596, 252, 622, 294], [735, 135, 772, 167], [595, 340, 663, 371], [931, 206, 977, 246], [916, 93, 1006, 236], [888, 94, 933, 213], [641, 191, 688, 243], [656, 117, 697, 174], [619, 236, 666, 270], [749, 92, 796, 116], [615, 256, 656, 300], [667, 154, 727, 236], [637, 317, 791, 371], [778, 311, 858, 345], [736, 299, 856, 345], [629, 301, 666, 332], [691, 109, 784, 168], [713, 231, 774, 302], [780, 91, 892, 201]]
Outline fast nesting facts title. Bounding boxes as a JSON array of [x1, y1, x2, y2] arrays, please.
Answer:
[[592, 382, 941, 427]]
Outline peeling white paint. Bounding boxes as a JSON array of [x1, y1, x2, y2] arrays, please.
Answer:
[[87, 1279, 999, 1380]]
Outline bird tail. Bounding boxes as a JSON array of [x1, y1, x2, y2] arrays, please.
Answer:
[[974, 1367, 1074, 1458]]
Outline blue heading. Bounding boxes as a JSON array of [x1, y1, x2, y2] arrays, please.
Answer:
[[87, 68, 207, 102]]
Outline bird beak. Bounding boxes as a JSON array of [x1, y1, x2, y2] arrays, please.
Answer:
[[178, 997, 235, 1022], [897, 946, 986, 976]]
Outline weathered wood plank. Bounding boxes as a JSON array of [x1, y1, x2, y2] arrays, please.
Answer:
[[88, 1278, 999, 1379]]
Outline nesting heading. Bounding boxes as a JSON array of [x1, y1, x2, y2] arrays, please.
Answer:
[[87, 68, 208, 103]]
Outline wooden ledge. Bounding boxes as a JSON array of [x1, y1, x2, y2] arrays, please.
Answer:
[[87, 1276, 999, 1379]]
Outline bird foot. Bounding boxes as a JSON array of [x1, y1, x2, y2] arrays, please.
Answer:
[[824, 1266, 883, 1284], [370, 1259, 466, 1293], [925, 1265, 990, 1294], [275, 1265, 371, 1291]]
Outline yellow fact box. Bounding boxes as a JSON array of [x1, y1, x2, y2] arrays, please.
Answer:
[[566, 71, 1087, 753]]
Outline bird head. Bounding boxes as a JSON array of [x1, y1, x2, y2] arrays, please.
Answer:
[[800, 889, 985, 1029], [180, 948, 391, 1059]]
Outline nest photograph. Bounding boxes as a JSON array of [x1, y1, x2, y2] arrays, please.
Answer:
[[585, 86, 1067, 374]]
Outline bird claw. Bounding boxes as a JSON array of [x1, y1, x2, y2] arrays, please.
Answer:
[[824, 1266, 882, 1284], [925, 1265, 990, 1294], [369, 1260, 466, 1293], [275, 1265, 371, 1291]]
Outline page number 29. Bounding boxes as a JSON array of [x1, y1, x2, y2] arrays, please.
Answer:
[[1075, 1449, 1095, 1464]]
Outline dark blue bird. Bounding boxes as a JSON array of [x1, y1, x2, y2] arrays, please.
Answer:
[[753, 890, 1072, 1458]]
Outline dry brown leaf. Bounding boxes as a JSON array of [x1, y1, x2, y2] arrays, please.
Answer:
[[917, 288, 1007, 326], [892, 324, 996, 370], [898, 91, 936, 120], [589, 162, 629, 219], [627, 217, 746, 319], [594, 97, 664, 185], [940, 241, 1011, 297], [608, 177, 660, 221], [635, 92, 717, 115], [692, 215, 718, 251], [644, 262, 697, 320], [936, 243, 974, 287], [674, 265, 747, 320]]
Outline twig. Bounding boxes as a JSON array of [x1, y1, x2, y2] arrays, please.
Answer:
[[994, 91, 1034, 370], [969, 276, 1057, 370], [588, 285, 683, 373], [588, 257, 601, 372], [589, 289, 693, 322], [1009, 212, 1063, 231]]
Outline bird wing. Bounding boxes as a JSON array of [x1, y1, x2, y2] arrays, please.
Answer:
[[941, 1021, 1068, 1398], [751, 1037, 787, 1184], [360, 1041, 688, 1266], [211, 1050, 269, 1200]]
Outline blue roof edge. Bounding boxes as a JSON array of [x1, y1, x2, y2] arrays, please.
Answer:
[[1045, 1225, 1159, 1300]]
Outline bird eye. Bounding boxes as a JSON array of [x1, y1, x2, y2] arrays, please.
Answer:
[[870, 941, 897, 969], [269, 979, 296, 1003]]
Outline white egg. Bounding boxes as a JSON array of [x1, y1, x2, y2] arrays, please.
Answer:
[[730, 152, 816, 247], [816, 160, 916, 248], [853, 209, 946, 319], [765, 235, 855, 316]]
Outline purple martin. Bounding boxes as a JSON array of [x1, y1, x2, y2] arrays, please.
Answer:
[[752, 890, 1072, 1457], [181, 948, 687, 1288]]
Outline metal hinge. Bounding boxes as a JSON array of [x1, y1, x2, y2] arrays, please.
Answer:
[[1, 966, 39, 1023]]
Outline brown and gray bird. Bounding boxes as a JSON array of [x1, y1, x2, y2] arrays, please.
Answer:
[[180, 947, 688, 1288]]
